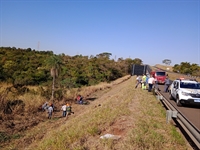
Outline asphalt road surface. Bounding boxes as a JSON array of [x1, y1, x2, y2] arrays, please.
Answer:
[[157, 84, 200, 130]]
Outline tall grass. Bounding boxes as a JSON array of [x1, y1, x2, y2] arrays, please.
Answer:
[[2, 75, 190, 150]]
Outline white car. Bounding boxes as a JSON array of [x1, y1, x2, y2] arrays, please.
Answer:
[[169, 79, 200, 106]]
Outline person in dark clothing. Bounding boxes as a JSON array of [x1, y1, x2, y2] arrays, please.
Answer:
[[164, 76, 170, 92]]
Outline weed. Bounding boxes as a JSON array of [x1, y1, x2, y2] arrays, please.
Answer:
[[11, 134, 21, 139], [0, 132, 10, 142]]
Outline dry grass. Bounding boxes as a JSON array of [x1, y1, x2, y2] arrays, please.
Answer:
[[2, 76, 192, 150], [155, 64, 173, 72], [71, 75, 131, 99]]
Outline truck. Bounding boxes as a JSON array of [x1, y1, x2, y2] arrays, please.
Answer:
[[150, 71, 166, 84]]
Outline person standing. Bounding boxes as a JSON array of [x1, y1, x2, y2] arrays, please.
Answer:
[[61, 104, 67, 117], [47, 105, 53, 119], [66, 103, 74, 119], [135, 75, 142, 88], [164, 76, 170, 92], [142, 74, 147, 90], [148, 75, 155, 92]]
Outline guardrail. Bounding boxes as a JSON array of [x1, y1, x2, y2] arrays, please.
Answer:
[[155, 90, 200, 149]]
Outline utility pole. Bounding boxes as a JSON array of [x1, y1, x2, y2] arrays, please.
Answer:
[[37, 41, 40, 50]]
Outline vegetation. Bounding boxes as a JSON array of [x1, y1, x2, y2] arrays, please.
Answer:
[[0, 47, 143, 87], [173, 62, 200, 77], [0, 47, 197, 149], [1, 76, 190, 150], [155, 64, 200, 82]]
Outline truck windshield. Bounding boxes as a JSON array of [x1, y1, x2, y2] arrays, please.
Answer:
[[180, 82, 200, 89], [156, 72, 165, 76]]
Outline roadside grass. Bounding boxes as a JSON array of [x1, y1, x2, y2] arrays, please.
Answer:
[[27, 79, 133, 150], [121, 88, 187, 150], [8, 76, 191, 150]]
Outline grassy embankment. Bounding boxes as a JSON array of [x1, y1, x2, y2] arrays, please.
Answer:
[[2, 75, 191, 150]]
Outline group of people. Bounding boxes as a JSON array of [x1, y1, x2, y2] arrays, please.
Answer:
[[61, 103, 74, 118], [42, 101, 74, 119], [135, 74, 170, 93], [41, 94, 85, 120], [42, 102, 54, 119]]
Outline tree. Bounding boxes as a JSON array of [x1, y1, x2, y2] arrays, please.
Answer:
[[172, 64, 180, 73], [162, 59, 171, 65], [96, 52, 112, 59], [133, 58, 143, 65], [45, 55, 63, 101]]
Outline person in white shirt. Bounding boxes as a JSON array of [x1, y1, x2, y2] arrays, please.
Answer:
[[135, 75, 142, 88], [61, 104, 67, 117], [148, 75, 155, 92]]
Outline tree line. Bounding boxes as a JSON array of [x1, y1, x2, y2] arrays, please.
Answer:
[[173, 62, 200, 76], [162, 59, 200, 77], [0, 47, 142, 89]]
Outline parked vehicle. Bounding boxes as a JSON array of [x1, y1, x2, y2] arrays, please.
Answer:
[[150, 71, 166, 84], [169, 78, 200, 106]]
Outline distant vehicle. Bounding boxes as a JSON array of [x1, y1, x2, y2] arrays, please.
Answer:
[[150, 71, 166, 84], [169, 78, 200, 106]]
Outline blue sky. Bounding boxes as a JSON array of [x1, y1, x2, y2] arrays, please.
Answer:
[[0, 0, 199, 66]]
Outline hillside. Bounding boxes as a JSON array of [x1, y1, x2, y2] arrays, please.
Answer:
[[155, 64, 173, 72], [0, 76, 192, 150]]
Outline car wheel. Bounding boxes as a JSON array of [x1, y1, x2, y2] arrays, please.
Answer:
[[176, 96, 181, 107]]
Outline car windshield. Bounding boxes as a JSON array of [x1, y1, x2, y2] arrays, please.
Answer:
[[156, 72, 165, 76], [180, 82, 200, 89]]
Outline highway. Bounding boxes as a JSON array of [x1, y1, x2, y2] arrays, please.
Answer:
[[133, 64, 200, 148], [156, 84, 200, 149]]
